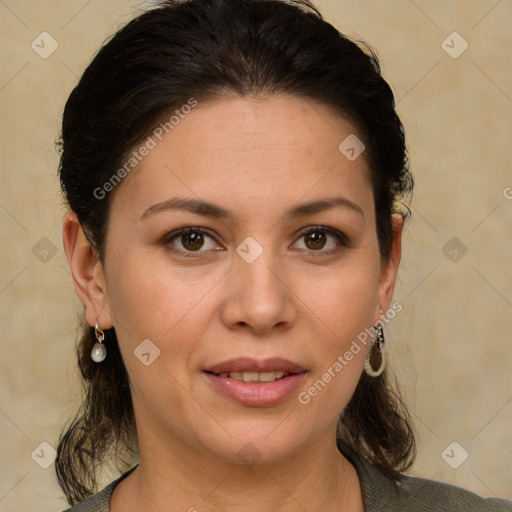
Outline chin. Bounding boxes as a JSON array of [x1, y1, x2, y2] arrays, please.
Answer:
[[195, 419, 313, 468]]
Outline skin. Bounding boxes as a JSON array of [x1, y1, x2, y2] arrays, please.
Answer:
[[63, 94, 403, 512]]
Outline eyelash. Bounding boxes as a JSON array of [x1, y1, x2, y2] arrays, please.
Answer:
[[162, 226, 349, 258]]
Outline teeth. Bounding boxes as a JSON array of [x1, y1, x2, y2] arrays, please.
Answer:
[[242, 371, 259, 382], [259, 371, 280, 382], [217, 371, 289, 382]]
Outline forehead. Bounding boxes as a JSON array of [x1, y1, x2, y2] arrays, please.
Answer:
[[110, 94, 373, 219]]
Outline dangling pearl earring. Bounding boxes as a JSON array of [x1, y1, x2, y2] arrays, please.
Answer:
[[91, 322, 107, 363]]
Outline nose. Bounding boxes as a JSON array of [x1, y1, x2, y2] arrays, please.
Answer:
[[219, 246, 297, 335]]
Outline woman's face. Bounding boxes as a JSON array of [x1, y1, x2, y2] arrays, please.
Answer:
[[84, 94, 401, 466]]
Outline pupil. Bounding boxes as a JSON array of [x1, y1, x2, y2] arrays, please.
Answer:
[[182, 232, 203, 251], [307, 231, 325, 250]]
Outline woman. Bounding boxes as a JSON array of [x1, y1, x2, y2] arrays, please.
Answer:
[[56, 0, 512, 510]]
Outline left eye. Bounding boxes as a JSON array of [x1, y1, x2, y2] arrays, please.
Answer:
[[292, 227, 347, 254]]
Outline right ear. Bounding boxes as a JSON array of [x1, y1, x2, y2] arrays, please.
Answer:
[[62, 211, 113, 329]]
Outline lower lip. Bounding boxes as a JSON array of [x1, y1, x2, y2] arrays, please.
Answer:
[[204, 372, 306, 407]]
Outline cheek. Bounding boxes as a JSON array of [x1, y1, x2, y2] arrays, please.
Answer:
[[104, 250, 216, 422], [104, 247, 219, 367], [108, 237, 201, 313], [295, 254, 379, 389], [298, 256, 380, 340], [294, 270, 378, 422]]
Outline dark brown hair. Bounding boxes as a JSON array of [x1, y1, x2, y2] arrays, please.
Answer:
[[56, 0, 415, 505]]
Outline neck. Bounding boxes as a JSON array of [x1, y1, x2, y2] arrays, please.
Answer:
[[111, 430, 364, 512]]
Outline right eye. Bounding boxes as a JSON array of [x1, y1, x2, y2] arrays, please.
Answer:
[[164, 227, 223, 256]]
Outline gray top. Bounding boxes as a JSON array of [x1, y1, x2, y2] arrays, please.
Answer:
[[62, 442, 512, 511]]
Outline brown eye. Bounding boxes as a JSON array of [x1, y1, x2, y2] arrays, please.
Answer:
[[165, 227, 220, 256], [293, 226, 349, 256], [180, 231, 204, 251], [304, 230, 327, 250]]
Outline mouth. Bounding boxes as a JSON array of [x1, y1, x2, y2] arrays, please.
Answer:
[[204, 357, 306, 380], [203, 357, 307, 407], [208, 370, 293, 382]]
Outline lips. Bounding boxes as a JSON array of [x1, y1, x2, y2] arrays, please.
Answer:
[[204, 357, 306, 375], [203, 357, 307, 407]]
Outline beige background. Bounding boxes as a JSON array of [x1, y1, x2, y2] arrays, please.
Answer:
[[1, 0, 511, 510]]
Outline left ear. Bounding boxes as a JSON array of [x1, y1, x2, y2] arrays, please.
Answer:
[[376, 213, 403, 320]]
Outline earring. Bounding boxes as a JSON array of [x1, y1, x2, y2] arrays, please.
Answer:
[[364, 313, 386, 377], [91, 322, 107, 363]]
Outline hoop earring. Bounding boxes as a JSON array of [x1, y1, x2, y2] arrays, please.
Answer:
[[91, 322, 107, 363], [364, 318, 386, 377]]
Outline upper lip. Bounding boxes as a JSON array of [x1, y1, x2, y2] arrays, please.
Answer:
[[205, 357, 306, 374]]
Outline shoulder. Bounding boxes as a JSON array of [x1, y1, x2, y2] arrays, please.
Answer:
[[337, 440, 512, 512], [394, 473, 512, 512], [61, 465, 138, 512]]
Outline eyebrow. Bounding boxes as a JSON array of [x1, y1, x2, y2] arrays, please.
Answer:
[[139, 196, 364, 221]]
